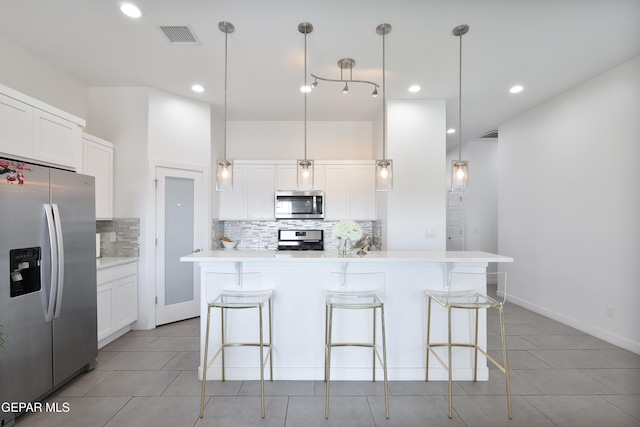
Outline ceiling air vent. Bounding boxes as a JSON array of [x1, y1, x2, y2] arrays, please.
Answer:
[[481, 130, 498, 138], [157, 25, 199, 44]]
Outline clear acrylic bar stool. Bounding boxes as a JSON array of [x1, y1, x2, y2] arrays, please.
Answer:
[[425, 271, 512, 419], [200, 270, 273, 418], [325, 271, 389, 419]]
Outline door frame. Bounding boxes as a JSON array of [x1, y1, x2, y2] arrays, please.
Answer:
[[148, 160, 209, 328]]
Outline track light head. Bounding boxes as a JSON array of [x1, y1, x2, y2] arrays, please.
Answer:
[[342, 83, 349, 94], [311, 80, 318, 89], [371, 86, 378, 97]]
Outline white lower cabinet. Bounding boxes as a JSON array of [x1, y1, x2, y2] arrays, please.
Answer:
[[97, 260, 138, 348]]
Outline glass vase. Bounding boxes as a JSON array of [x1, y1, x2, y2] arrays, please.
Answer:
[[338, 238, 352, 256]]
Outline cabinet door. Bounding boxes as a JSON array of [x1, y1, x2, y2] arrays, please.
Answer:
[[113, 275, 138, 329], [276, 164, 297, 190], [219, 164, 248, 219], [84, 138, 114, 219], [0, 93, 33, 158], [324, 165, 350, 220], [248, 165, 275, 219], [350, 164, 376, 219], [33, 109, 80, 168], [96, 285, 113, 342]]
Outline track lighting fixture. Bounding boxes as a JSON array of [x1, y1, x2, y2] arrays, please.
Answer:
[[311, 57, 379, 97]]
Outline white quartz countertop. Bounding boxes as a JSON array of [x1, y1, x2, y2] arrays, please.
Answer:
[[96, 257, 139, 270], [180, 250, 512, 263]]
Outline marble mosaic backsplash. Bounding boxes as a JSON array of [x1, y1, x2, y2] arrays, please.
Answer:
[[212, 219, 382, 251], [96, 218, 140, 257]]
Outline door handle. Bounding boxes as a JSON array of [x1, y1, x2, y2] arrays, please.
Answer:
[[44, 204, 58, 323], [193, 248, 202, 253]]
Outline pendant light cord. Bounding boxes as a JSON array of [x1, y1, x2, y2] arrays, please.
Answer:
[[224, 30, 228, 161], [382, 29, 387, 160], [304, 30, 308, 161], [457, 30, 462, 162]]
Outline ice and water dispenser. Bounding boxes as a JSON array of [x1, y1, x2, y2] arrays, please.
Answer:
[[9, 247, 41, 297]]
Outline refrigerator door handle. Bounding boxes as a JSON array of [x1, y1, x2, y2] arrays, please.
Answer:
[[44, 204, 58, 322], [52, 203, 65, 319]]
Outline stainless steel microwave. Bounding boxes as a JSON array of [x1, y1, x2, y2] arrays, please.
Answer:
[[275, 190, 324, 220]]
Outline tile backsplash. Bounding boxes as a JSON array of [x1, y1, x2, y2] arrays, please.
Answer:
[[212, 219, 382, 251], [96, 218, 140, 257]]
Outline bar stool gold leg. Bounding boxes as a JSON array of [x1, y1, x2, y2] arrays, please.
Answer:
[[372, 306, 377, 382], [474, 307, 479, 382], [325, 304, 333, 419], [200, 305, 212, 418], [500, 306, 513, 419], [380, 304, 389, 419], [220, 308, 226, 381], [447, 306, 453, 419], [259, 304, 265, 418], [425, 296, 432, 382]]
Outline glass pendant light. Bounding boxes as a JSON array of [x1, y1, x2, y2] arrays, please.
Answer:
[[375, 23, 393, 191], [451, 24, 469, 192], [297, 22, 314, 190], [216, 21, 234, 191]]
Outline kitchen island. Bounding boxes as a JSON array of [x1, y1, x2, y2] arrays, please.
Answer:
[[181, 250, 513, 381]]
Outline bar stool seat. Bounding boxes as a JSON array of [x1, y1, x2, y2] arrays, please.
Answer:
[[324, 271, 389, 419], [425, 271, 512, 419], [200, 272, 273, 419]]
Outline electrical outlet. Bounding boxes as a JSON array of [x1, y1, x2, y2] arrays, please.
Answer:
[[606, 305, 615, 318], [425, 229, 437, 238]]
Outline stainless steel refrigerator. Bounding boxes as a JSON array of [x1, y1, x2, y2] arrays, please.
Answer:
[[0, 157, 97, 426]]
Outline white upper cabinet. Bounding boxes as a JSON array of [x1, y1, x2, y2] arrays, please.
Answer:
[[33, 109, 81, 168], [218, 162, 276, 220], [82, 133, 114, 220], [219, 161, 374, 221], [324, 163, 376, 220], [0, 85, 84, 169], [276, 163, 325, 192], [0, 93, 33, 158]]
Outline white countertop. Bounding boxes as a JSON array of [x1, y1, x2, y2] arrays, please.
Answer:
[[96, 257, 139, 270], [180, 250, 513, 263]]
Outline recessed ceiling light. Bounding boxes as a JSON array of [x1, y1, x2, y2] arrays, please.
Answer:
[[408, 85, 421, 93], [120, 3, 142, 18], [191, 84, 204, 93], [509, 85, 524, 94], [447, 128, 456, 134]]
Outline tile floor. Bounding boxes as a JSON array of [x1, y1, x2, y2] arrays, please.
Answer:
[[14, 285, 640, 427]]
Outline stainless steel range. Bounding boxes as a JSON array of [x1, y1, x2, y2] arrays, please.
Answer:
[[277, 229, 324, 251]]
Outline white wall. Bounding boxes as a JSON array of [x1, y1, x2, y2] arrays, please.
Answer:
[[227, 121, 373, 160], [386, 100, 447, 250], [88, 87, 212, 330], [498, 56, 640, 353], [148, 89, 211, 166], [0, 35, 87, 119], [88, 87, 152, 330]]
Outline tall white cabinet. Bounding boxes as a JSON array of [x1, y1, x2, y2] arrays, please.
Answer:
[[81, 133, 114, 220]]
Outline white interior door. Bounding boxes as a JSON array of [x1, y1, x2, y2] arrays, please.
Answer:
[[447, 192, 466, 250], [155, 166, 205, 326]]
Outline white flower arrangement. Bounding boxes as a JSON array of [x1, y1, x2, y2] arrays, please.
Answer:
[[333, 219, 363, 241]]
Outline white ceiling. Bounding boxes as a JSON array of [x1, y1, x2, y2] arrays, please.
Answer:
[[1, 0, 639, 149]]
